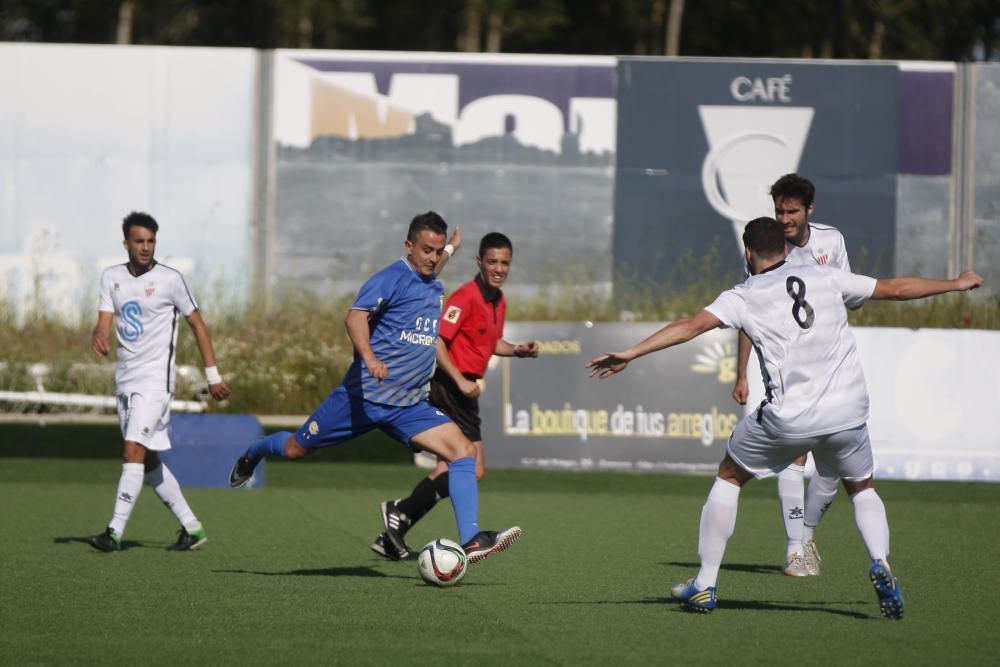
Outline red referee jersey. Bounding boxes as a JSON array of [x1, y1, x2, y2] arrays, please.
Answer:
[[439, 276, 506, 379]]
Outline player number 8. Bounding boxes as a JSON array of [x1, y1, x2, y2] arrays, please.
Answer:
[[785, 276, 815, 330]]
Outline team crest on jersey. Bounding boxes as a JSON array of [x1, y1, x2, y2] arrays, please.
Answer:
[[145, 282, 156, 297], [815, 251, 829, 265], [308, 421, 319, 437], [444, 305, 462, 324]]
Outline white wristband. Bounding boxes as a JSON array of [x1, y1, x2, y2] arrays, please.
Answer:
[[205, 366, 222, 385], [443, 243, 455, 257]]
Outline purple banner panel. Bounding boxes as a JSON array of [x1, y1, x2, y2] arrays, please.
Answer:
[[897, 67, 954, 176]]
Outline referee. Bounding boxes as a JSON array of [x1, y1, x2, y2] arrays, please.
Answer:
[[372, 232, 539, 560]]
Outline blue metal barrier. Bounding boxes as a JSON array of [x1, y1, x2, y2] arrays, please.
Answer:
[[164, 414, 265, 488]]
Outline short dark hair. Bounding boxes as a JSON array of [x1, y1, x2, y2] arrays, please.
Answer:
[[407, 211, 447, 242], [769, 173, 815, 208], [478, 232, 512, 258], [742, 217, 785, 256], [122, 211, 158, 239]]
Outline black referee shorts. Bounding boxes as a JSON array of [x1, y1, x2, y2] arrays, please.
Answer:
[[428, 368, 482, 442]]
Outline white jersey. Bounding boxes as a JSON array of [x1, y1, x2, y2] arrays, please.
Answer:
[[98, 263, 198, 393], [786, 222, 850, 271], [706, 262, 876, 438]]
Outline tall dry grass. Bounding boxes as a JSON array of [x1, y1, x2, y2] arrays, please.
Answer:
[[2, 271, 997, 414]]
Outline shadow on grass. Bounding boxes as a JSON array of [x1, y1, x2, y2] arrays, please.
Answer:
[[215, 565, 501, 587], [679, 599, 872, 619], [53, 536, 150, 551], [537, 596, 872, 619], [215, 566, 411, 579], [658, 560, 875, 618], [665, 561, 784, 575], [533, 596, 676, 606]]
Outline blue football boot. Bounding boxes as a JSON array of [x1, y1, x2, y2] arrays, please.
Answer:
[[869, 559, 904, 620], [670, 578, 717, 613]]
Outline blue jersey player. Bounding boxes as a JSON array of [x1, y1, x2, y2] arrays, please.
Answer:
[[230, 212, 521, 564]]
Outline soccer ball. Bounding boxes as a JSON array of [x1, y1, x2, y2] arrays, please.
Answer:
[[417, 538, 468, 587]]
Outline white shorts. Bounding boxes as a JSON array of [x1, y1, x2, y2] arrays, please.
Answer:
[[116, 391, 173, 451], [727, 414, 874, 482]]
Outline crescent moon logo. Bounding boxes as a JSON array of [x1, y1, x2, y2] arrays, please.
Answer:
[[698, 105, 815, 253], [701, 131, 788, 223]]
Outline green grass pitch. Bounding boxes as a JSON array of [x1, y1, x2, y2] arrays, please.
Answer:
[[1, 457, 997, 665]]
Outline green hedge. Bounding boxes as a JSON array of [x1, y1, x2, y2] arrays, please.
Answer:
[[3, 278, 997, 415], [0, 421, 412, 464]]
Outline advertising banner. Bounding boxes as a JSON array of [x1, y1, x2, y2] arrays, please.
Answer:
[[0, 44, 257, 319], [894, 62, 955, 278], [852, 328, 1000, 482], [479, 322, 741, 473], [741, 327, 1000, 483], [483, 323, 1000, 482], [972, 64, 1000, 290], [614, 59, 898, 289], [271, 51, 617, 297]]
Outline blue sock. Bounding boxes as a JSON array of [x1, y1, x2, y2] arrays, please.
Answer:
[[447, 457, 480, 544], [246, 431, 292, 463]]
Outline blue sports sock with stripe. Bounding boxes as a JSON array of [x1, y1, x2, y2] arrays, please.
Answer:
[[246, 431, 292, 463], [447, 457, 480, 544]]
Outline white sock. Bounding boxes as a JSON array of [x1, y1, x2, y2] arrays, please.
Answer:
[[109, 463, 145, 537], [147, 464, 198, 530], [777, 464, 805, 556], [695, 478, 741, 590], [804, 474, 839, 540], [851, 488, 890, 566]]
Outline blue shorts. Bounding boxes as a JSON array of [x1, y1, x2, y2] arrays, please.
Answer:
[[294, 386, 453, 450]]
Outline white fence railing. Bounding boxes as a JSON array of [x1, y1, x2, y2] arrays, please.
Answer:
[[0, 363, 206, 413]]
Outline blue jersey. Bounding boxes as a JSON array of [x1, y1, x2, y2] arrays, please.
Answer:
[[342, 258, 444, 406]]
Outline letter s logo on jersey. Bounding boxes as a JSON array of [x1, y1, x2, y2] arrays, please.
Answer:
[[118, 300, 144, 342]]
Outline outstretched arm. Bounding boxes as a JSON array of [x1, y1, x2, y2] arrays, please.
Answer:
[[434, 225, 462, 275], [185, 310, 231, 400], [587, 310, 723, 379], [872, 270, 982, 300], [346, 308, 388, 383]]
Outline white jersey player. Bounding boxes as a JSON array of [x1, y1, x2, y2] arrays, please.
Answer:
[[734, 174, 851, 577], [714, 264, 873, 439], [786, 222, 850, 271], [88, 212, 230, 553], [99, 263, 197, 402], [587, 216, 982, 618]]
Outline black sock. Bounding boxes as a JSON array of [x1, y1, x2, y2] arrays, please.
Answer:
[[433, 472, 450, 501], [396, 473, 449, 527]]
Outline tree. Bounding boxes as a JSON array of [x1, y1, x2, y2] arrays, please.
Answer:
[[0, 0, 995, 61], [665, 0, 684, 56], [456, 0, 567, 54]]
